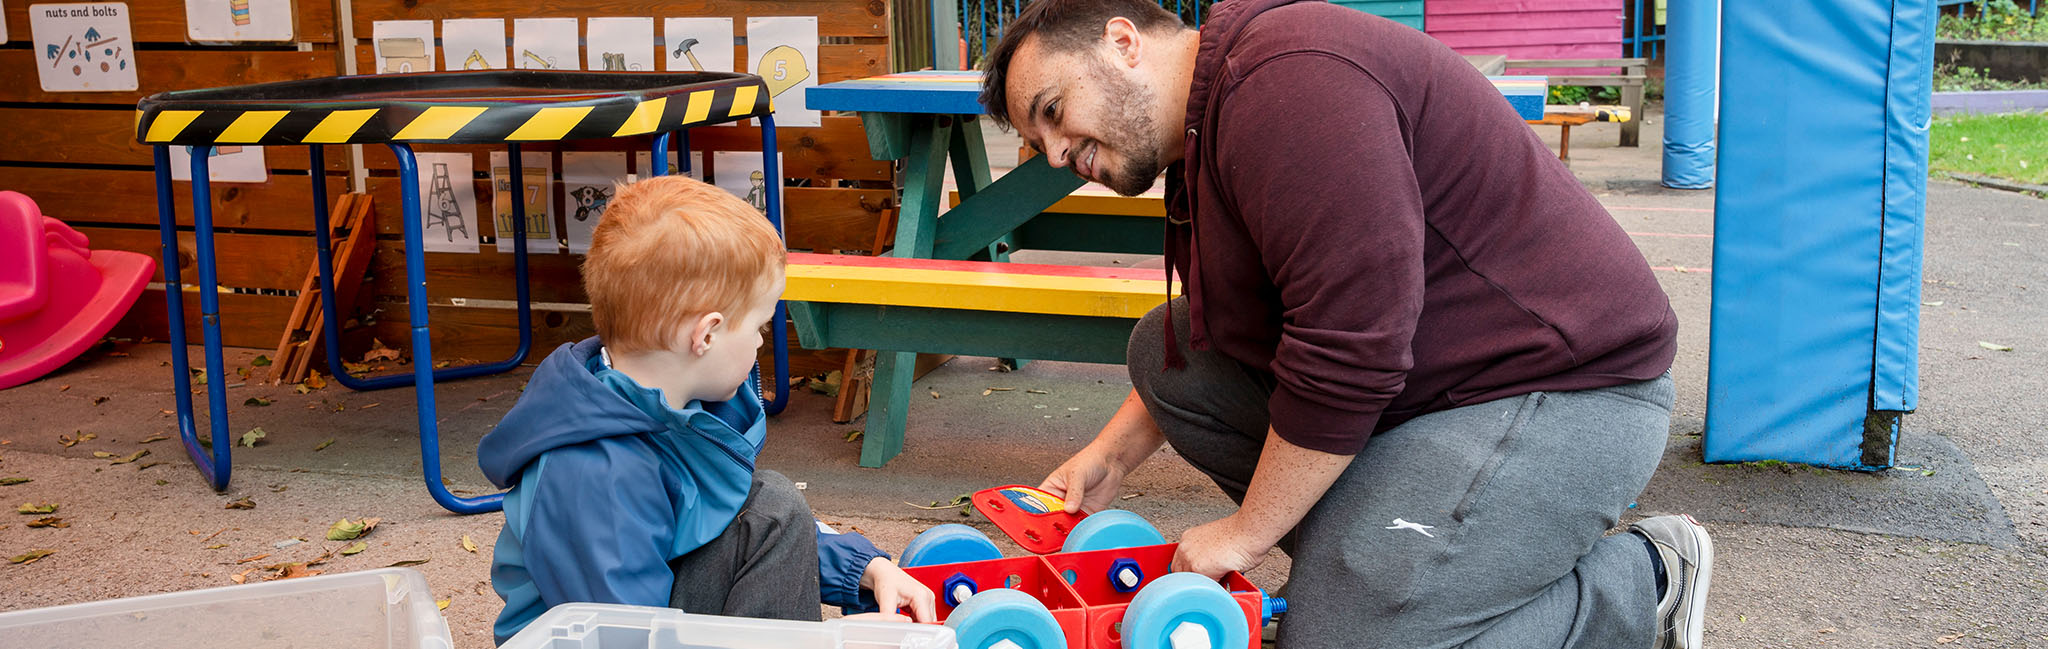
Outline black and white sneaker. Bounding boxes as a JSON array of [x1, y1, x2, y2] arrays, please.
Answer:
[[1632, 514, 1713, 649]]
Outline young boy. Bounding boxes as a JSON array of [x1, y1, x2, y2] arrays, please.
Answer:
[[478, 175, 935, 643]]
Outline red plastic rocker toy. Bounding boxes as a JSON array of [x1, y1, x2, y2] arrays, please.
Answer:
[[0, 191, 156, 390]]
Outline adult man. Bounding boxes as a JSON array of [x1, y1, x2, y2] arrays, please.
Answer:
[[980, 0, 1713, 647]]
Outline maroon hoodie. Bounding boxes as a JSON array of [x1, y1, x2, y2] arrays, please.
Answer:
[[1165, 0, 1678, 455]]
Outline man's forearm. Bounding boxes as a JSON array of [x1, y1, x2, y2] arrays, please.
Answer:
[[1095, 389, 1168, 471], [1232, 429, 1354, 547]]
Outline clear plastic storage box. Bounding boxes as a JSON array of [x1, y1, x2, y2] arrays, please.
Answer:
[[502, 603, 958, 649], [0, 567, 452, 649]]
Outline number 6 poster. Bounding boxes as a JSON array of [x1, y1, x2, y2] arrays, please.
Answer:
[[745, 17, 818, 127]]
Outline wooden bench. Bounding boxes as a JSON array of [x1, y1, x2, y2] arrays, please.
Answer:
[[947, 187, 1166, 256], [1506, 58, 1649, 147], [783, 252, 1171, 465], [1529, 105, 1633, 164]]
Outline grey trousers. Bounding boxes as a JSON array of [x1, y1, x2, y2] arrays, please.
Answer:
[[668, 469, 821, 621], [1130, 300, 1672, 649]]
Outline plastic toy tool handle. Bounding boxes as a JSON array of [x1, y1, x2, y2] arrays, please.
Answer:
[[970, 485, 1086, 555]]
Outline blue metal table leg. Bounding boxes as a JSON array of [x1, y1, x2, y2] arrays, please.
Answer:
[[157, 145, 232, 490], [388, 143, 504, 514], [760, 115, 790, 415], [652, 132, 673, 176], [321, 146, 532, 392]]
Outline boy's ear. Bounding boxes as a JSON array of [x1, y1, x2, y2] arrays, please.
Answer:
[[687, 312, 725, 356]]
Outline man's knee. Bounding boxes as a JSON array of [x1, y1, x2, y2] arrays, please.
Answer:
[[746, 469, 811, 526]]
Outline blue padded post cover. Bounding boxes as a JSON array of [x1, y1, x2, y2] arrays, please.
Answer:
[[1706, 0, 1932, 470]]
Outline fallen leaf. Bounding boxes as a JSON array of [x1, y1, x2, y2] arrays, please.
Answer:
[[1939, 632, 1967, 643], [139, 462, 164, 470], [230, 567, 258, 584], [306, 374, 327, 390], [26, 517, 67, 528], [17, 503, 57, 514], [929, 390, 941, 399], [982, 388, 993, 396], [205, 543, 228, 550], [326, 517, 381, 541], [1121, 492, 1143, 500], [58, 433, 95, 447], [9, 549, 55, 564], [462, 534, 478, 553], [1819, 628, 1836, 634], [108, 450, 149, 465], [192, 369, 207, 385], [93, 451, 115, 459], [59, 385, 70, 392], [1978, 341, 2014, 352], [138, 434, 169, 444], [0, 478, 29, 486], [387, 559, 430, 568], [235, 553, 271, 564], [243, 397, 272, 407], [437, 599, 451, 610], [155, 480, 169, 486], [251, 355, 273, 368], [293, 383, 312, 395], [92, 396, 109, 405], [1026, 389, 1049, 395], [236, 367, 252, 379], [844, 430, 863, 443], [362, 340, 401, 363], [270, 485, 288, 493], [433, 360, 451, 369], [304, 548, 337, 566], [341, 541, 368, 556], [200, 527, 228, 542], [272, 563, 322, 580], [240, 428, 266, 448], [360, 403, 380, 410], [313, 439, 335, 452], [224, 497, 255, 510]]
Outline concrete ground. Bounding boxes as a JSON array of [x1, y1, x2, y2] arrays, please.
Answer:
[[4, 108, 2046, 648]]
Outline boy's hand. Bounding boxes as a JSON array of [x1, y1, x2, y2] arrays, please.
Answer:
[[860, 557, 937, 623]]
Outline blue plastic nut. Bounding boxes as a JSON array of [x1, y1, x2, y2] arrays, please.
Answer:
[[1060, 510, 1165, 553], [945, 588, 1068, 649], [1109, 558, 1145, 593], [1121, 573, 1250, 649], [943, 572, 980, 608], [902, 524, 1003, 568], [1261, 589, 1288, 627]]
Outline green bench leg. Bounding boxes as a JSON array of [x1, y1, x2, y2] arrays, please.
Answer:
[[860, 350, 915, 467]]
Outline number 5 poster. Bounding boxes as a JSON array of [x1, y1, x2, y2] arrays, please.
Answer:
[[745, 17, 818, 127], [30, 3, 138, 92]]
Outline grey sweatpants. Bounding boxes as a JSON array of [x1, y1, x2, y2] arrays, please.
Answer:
[[1130, 300, 1672, 649], [668, 470, 821, 621]]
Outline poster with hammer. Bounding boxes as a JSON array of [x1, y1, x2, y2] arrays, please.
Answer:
[[664, 18, 734, 126]]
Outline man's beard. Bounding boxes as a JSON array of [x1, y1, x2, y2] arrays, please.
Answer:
[[1092, 60, 1164, 197]]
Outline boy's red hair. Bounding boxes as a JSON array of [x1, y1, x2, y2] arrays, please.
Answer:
[[582, 175, 786, 354]]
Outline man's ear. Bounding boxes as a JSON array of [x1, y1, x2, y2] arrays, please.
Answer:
[[687, 312, 725, 356], [1104, 16, 1142, 68]]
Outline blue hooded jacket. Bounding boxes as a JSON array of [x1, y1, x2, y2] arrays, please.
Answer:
[[479, 338, 885, 643]]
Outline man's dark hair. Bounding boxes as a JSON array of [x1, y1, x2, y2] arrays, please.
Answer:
[[979, 0, 1189, 129]]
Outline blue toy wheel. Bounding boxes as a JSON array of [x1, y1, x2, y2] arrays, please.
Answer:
[[945, 588, 1068, 649], [1060, 510, 1165, 553], [902, 524, 1003, 568], [1120, 573, 1250, 649]]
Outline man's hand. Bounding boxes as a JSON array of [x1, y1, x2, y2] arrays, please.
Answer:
[[1170, 514, 1271, 580], [1039, 446, 1128, 515], [860, 557, 937, 622]]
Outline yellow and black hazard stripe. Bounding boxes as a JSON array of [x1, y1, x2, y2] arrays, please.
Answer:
[[137, 71, 772, 147]]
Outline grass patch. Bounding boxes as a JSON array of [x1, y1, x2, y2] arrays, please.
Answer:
[[1929, 110, 2048, 186], [1937, 63, 2048, 92], [1940, 0, 2048, 42]]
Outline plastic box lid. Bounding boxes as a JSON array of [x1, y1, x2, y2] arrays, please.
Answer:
[[503, 603, 957, 649], [0, 567, 451, 649]]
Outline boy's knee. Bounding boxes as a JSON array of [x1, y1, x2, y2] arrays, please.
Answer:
[[747, 470, 811, 525]]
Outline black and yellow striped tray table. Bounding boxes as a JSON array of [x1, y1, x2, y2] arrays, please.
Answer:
[[136, 70, 771, 146]]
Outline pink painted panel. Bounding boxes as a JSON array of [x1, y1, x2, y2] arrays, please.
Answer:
[[1432, 27, 1620, 48], [1427, 9, 1622, 32], [1428, 0, 1617, 15]]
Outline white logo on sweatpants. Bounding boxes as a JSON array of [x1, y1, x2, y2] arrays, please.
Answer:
[[1386, 518, 1436, 537]]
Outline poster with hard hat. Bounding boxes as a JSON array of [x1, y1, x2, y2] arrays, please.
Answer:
[[745, 16, 818, 127]]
